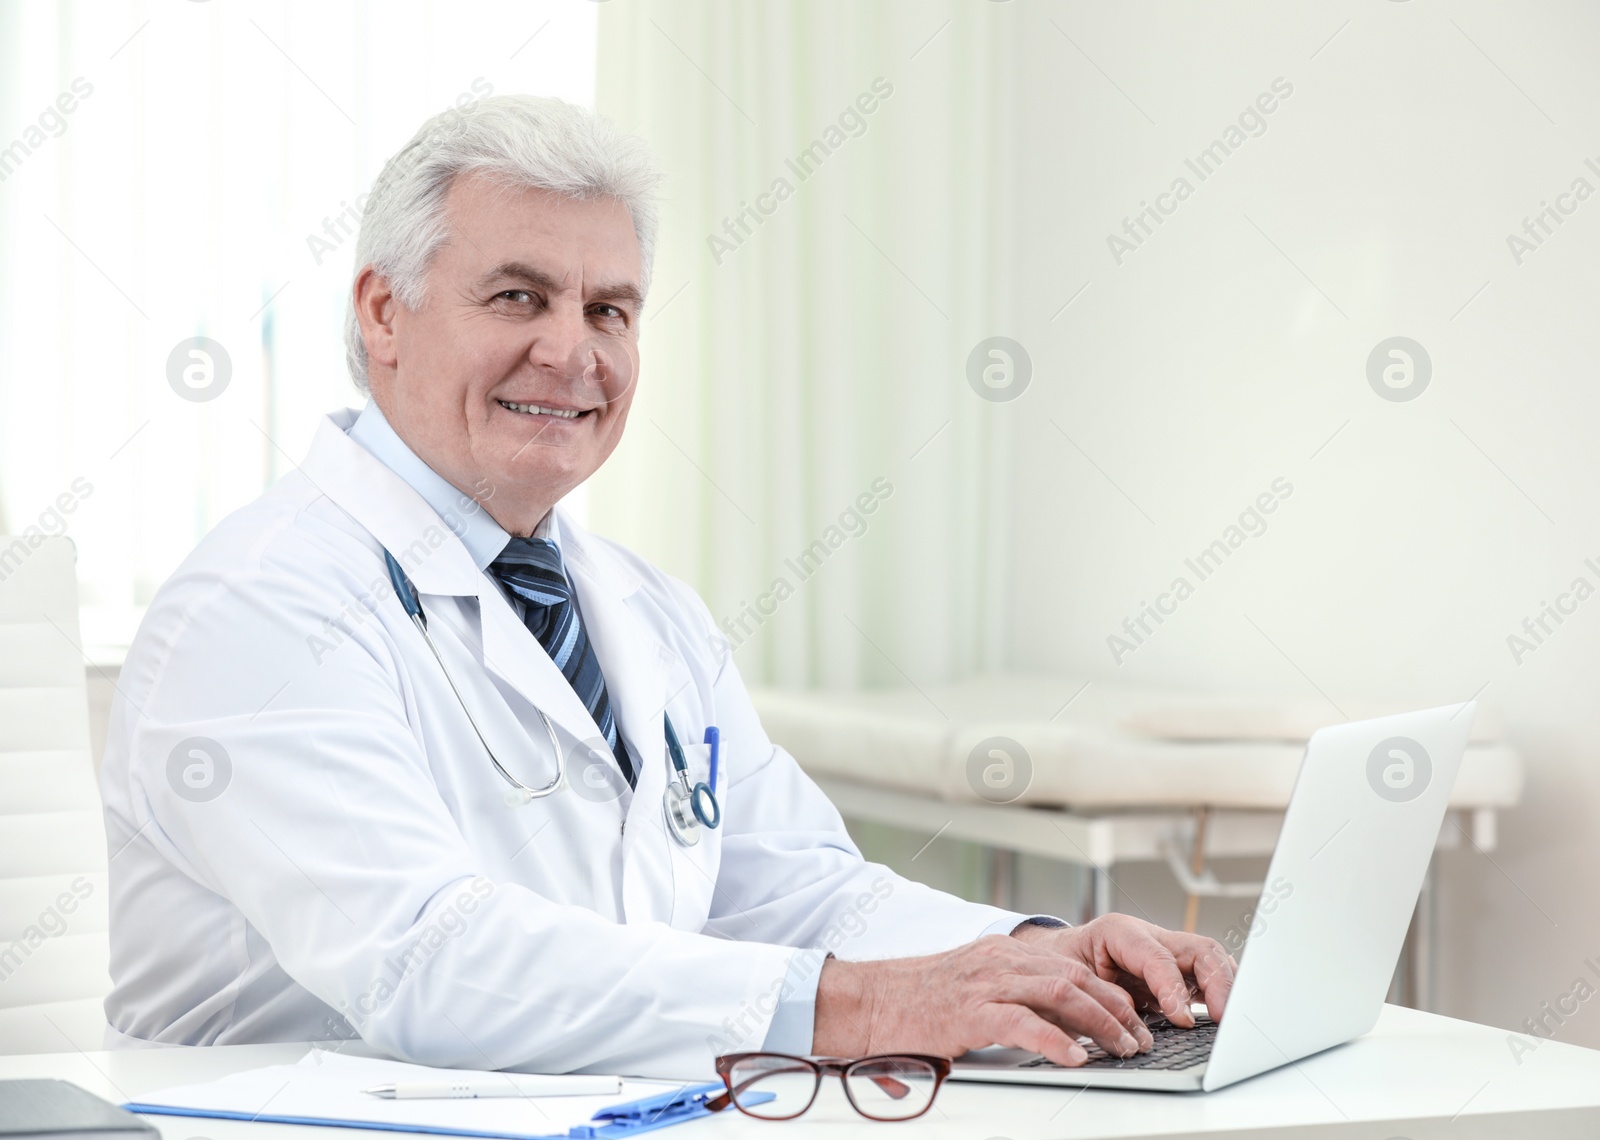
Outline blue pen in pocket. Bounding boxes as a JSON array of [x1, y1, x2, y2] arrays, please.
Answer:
[[703, 726, 720, 794]]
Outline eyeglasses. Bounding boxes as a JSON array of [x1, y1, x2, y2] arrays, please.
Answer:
[[707, 1052, 952, 1122]]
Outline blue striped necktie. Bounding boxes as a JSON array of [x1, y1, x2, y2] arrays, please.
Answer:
[[489, 536, 635, 787]]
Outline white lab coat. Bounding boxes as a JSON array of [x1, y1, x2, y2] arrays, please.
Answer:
[[100, 408, 1022, 1077]]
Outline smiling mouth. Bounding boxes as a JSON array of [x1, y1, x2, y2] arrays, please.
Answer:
[[497, 399, 593, 420]]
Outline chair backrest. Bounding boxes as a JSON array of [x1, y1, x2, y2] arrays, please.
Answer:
[[0, 536, 109, 1053]]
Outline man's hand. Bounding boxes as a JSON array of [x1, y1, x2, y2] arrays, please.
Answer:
[[812, 915, 1236, 1068], [1010, 914, 1237, 1030], [814, 933, 1153, 1067]]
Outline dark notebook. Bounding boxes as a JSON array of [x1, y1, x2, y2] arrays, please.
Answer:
[[0, 1080, 159, 1140]]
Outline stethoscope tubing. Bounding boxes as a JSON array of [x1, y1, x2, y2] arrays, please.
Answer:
[[383, 548, 721, 837], [387, 551, 562, 803]]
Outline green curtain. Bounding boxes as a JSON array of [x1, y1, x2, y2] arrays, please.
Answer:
[[592, 0, 1023, 691]]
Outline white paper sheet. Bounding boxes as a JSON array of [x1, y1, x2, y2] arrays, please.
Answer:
[[129, 1049, 692, 1138]]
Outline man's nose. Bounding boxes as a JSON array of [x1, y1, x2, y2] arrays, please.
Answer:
[[527, 302, 592, 380]]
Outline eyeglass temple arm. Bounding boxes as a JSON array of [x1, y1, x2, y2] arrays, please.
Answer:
[[866, 1074, 912, 1099]]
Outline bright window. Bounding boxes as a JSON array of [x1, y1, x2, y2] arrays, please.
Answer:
[[0, 0, 596, 656]]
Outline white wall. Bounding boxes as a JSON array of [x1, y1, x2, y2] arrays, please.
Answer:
[[587, 0, 1600, 1045], [1003, 0, 1600, 1045]]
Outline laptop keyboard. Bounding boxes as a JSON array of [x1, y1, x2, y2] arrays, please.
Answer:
[[1020, 1014, 1217, 1071]]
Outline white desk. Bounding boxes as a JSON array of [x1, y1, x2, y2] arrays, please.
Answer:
[[5, 1006, 1598, 1139]]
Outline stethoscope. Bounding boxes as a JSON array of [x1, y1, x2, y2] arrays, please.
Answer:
[[383, 549, 721, 847]]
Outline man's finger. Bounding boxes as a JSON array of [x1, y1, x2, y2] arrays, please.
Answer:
[[999, 974, 1144, 1057], [1161, 933, 1237, 1022], [1096, 928, 1196, 1028], [1003, 947, 1155, 1049], [1068, 967, 1155, 1050], [1108, 972, 1173, 1017], [987, 1004, 1089, 1069]]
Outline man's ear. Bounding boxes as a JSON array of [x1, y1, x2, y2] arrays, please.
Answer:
[[353, 267, 400, 371]]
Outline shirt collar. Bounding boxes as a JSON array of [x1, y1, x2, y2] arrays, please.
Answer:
[[347, 400, 558, 570]]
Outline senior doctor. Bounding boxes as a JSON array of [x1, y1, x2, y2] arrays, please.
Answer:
[[101, 95, 1234, 1077]]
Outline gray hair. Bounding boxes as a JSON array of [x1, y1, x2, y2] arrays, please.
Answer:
[[344, 94, 662, 390]]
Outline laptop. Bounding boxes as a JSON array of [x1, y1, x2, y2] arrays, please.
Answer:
[[949, 702, 1474, 1092]]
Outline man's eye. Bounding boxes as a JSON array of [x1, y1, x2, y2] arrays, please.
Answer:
[[498, 290, 535, 304], [590, 304, 626, 321]]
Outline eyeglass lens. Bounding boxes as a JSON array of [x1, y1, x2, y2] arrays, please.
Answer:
[[726, 1054, 940, 1121], [843, 1057, 939, 1121], [725, 1055, 820, 1120]]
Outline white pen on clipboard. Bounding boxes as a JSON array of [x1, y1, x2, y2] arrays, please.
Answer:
[[363, 1075, 623, 1099]]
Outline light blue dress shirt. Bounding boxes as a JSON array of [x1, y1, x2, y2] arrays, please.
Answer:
[[348, 401, 531, 569], [346, 401, 1064, 1056]]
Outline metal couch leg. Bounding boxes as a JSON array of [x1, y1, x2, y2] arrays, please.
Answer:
[[1389, 853, 1438, 1010], [1412, 855, 1438, 1011], [987, 847, 1017, 911], [1092, 866, 1112, 919], [1183, 807, 1211, 933]]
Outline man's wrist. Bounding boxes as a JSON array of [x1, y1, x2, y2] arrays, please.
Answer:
[[814, 956, 872, 1056]]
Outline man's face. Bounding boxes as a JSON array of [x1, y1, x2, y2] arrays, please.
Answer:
[[368, 175, 643, 532]]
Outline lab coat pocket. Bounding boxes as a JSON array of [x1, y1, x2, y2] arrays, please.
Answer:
[[680, 742, 715, 787], [667, 742, 722, 930]]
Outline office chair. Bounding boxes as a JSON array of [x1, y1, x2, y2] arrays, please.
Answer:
[[0, 536, 111, 1053]]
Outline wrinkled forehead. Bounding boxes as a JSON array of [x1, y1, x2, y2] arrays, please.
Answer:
[[434, 173, 643, 296]]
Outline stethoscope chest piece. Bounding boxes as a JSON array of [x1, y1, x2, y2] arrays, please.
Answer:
[[661, 718, 721, 848], [663, 778, 701, 847]]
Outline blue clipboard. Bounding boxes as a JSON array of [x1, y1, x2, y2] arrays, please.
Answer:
[[572, 1082, 731, 1138], [124, 1081, 734, 1140]]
